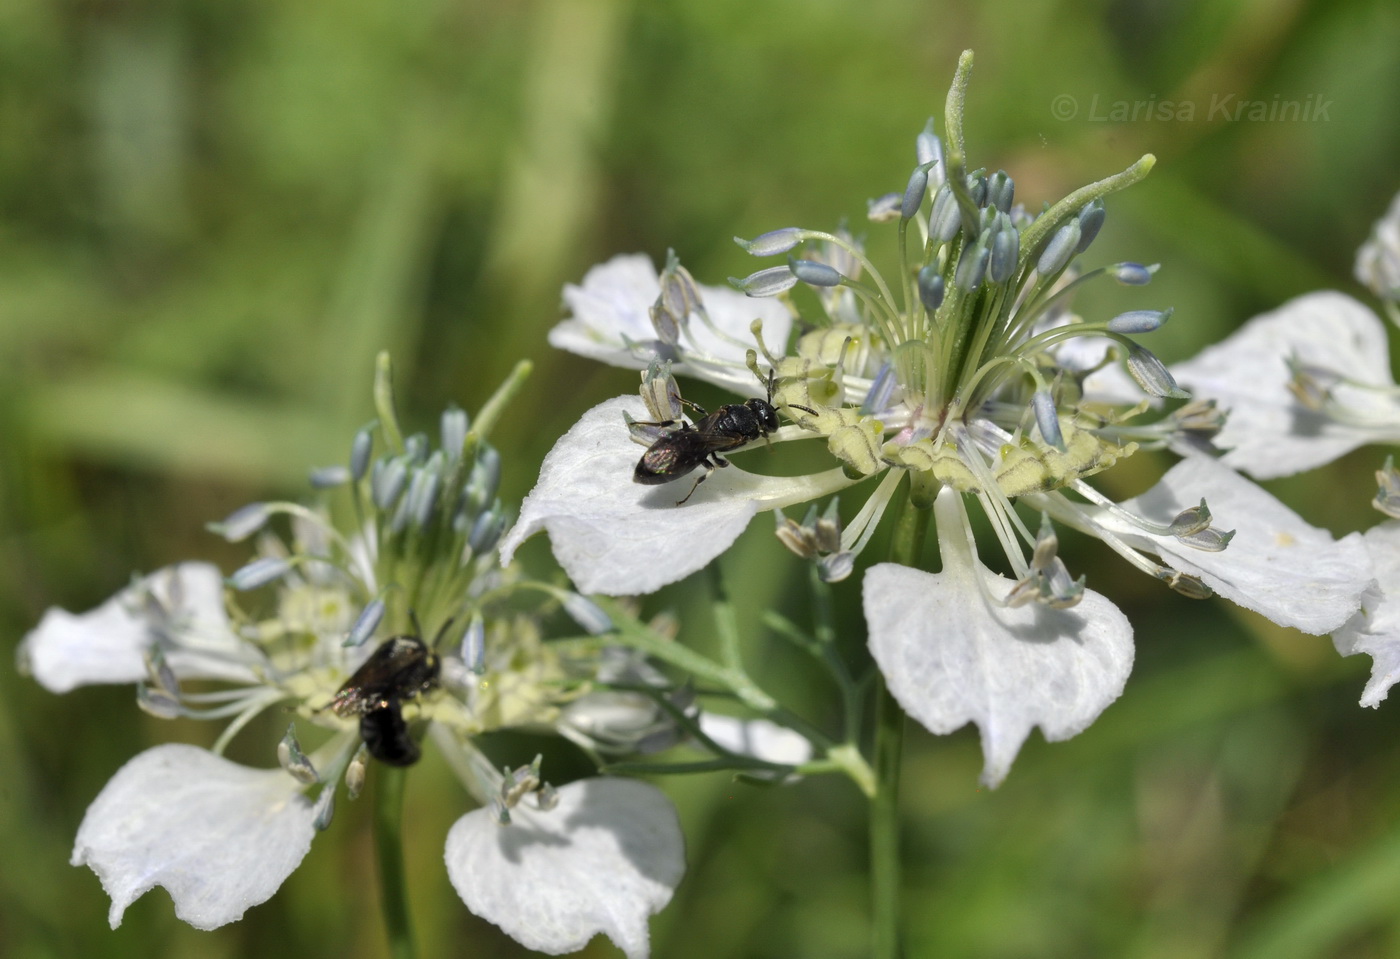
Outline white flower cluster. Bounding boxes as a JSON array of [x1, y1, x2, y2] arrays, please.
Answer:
[[18, 377, 687, 958], [505, 60, 1377, 786]]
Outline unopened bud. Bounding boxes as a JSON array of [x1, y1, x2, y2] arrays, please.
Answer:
[[345, 597, 386, 648], [440, 406, 469, 461], [1075, 199, 1105, 252], [1125, 344, 1190, 398], [350, 425, 375, 480]]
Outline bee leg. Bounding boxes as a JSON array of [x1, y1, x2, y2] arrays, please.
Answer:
[[675, 455, 726, 506]]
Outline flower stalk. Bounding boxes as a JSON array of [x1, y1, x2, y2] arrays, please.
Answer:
[[374, 765, 417, 959]]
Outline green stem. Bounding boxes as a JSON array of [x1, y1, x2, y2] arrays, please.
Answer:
[[871, 479, 928, 959], [373, 766, 417, 959], [871, 676, 905, 959]]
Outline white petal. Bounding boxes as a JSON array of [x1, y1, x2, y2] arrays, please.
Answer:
[[1170, 291, 1399, 478], [1333, 521, 1400, 707], [71, 744, 318, 930], [550, 253, 793, 395], [698, 713, 813, 765], [445, 778, 685, 959], [1100, 455, 1372, 634], [499, 397, 852, 595], [864, 489, 1134, 788], [18, 562, 258, 693]]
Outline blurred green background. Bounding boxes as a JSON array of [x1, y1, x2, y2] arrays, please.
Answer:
[[5, 0, 1400, 956]]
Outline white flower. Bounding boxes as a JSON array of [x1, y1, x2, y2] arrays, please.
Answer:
[[446, 777, 684, 959], [515, 79, 1374, 782], [551, 252, 793, 396], [1356, 190, 1400, 303], [71, 744, 322, 930], [21, 389, 686, 956], [1170, 291, 1400, 479], [1334, 521, 1400, 707]]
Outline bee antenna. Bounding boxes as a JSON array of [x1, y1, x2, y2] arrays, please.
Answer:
[[409, 610, 424, 640], [430, 616, 457, 649]]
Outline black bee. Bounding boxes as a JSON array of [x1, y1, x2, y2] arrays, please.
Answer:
[[633, 371, 814, 505], [329, 633, 441, 766]]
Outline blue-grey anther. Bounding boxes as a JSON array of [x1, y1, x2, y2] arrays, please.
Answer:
[[867, 193, 903, 223], [790, 257, 844, 288], [406, 466, 442, 528], [988, 220, 1020, 283], [469, 508, 506, 554], [640, 359, 684, 422], [1037, 220, 1081, 275], [916, 123, 942, 166], [350, 426, 374, 480], [861, 362, 898, 415], [462, 613, 486, 674], [819, 552, 856, 583], [986, 170, 1015, 213], [1177, 527, 1235, 552], [966, 172, 989, 208], [954, 236, 990, 291], [372, 457, 409, 510], [345, 597, 386, 647], [314, 790, 335, 832], [928, 184, 962, 243], [1075, 199, 1105, 253], [467, 446, 501, 513], [737, 228, 805, 256], [901, 165, 930, 220], [228, 556, 293, 591], [211, 502, 270, 542], [278, 724, 319, 784], [309, 466, 351, 489], [562, 593, 613, 635], [137, 684, 182, 719], [1031, 391, 1065, 450], [917, 266, 945, 311], [1110, 262, 1155, 286], [1125, 344, 1190, 398], [731, 265, 799, 297], [1107, 308, 1172, 334], [440, 406, 469, 461], [1168, 499, 1213, 536], [345, 749, 367, 801]]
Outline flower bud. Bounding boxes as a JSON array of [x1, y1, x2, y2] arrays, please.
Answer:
[[988, 221, 1020, 283]]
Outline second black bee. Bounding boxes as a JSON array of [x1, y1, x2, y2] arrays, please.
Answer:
[[329, 633, 441, 766], [633, 374, 813, 505]]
